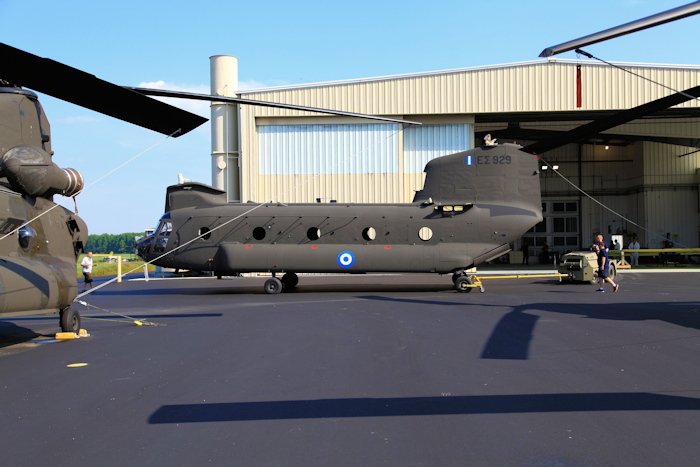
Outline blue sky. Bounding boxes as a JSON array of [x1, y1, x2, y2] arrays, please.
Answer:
[[2, 0, 698, 234]]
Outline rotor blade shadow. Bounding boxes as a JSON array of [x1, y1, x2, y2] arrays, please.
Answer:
[[149, 392, 700, 424], [480, 310, 538, 360]]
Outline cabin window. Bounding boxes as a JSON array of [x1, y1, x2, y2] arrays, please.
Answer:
[[198, 227, 211, 240], [253, 227, 266, 241], [362, 227, 376, 241], [18, 226, 37, 252], [307, 228, 321, 241], [418, 227, 433, 241]]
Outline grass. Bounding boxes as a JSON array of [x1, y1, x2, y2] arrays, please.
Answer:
[[77, 254, 156, 278]]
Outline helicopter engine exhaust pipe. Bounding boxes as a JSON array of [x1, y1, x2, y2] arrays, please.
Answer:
[[0, 145, 84, 198], [62, 167, 84, 197]]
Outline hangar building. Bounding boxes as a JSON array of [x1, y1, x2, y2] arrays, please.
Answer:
[[208, 57, 700, 258]]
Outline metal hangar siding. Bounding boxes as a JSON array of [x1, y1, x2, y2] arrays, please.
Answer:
[[231, 58, 700, 251]]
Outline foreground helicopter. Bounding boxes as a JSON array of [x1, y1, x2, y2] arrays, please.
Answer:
[[0, 43, 210, 332]]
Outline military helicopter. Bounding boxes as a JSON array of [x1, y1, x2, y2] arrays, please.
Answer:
[[0, 43, 207, 332], [133, 141, 542, 294]]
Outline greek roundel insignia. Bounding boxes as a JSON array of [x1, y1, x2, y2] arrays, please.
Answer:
[[337, 251, 355, 268]]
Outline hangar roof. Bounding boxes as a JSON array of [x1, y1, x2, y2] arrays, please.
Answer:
[[238, 58, 700, 95], [237, 58, 700, 116]]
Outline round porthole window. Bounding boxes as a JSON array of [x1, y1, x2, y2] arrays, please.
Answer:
[[18, 226, 37, 251], [198, 227, 211, 240], [253, 227, 266, 241], [362, 227, 376, 241], [418, 227, 433, 241], [307, 227, 321, 241]]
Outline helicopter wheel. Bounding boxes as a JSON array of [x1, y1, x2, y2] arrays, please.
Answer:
[[264, 277, 283, 294], [451, 272, 462, 285], [281, 272, 299, 289], [60, 307, 81, 332], [455, 276, 473, 293]]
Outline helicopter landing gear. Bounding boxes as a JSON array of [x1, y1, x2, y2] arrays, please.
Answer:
[[454, 272, 485, 293], [264, 277, 282, 294], [281, 272, 298, 289], [455, 276, 474, 293], [59, 306, 81, 332]]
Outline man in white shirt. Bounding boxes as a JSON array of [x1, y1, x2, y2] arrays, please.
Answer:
[[628, 237, 640, 267], [81, 251, 93, 291]]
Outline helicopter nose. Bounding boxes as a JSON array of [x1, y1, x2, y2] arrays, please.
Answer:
[[135, 235, 153, 260]]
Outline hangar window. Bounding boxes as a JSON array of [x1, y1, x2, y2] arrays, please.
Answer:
[[418, 227, 433, 241], [253, 227, 266, 241], [528, 220, 546, 233], [553, 217, 577, 233], [362, 227, 376, 241], [307, 227, 321, 241]]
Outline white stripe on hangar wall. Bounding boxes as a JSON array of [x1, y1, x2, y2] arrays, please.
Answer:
[[258, 123, 472, 176], [258, 124, 399, 175]]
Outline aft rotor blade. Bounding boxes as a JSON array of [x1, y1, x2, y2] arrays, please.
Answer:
[[523, 84, 700, 155], [128, 87, 422, 126], [1, 43, 207, 137]]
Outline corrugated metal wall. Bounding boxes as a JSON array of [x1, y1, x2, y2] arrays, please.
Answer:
[[403, 124, 471, 173], [255, 123, 473, 204], [259, 124, 399, 175]]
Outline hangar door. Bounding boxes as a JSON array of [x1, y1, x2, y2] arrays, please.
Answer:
[[402, 123, 472, 200], [258, 123, 400, 203], [403, 124, 472, 173], [259, 124, 399, 175]]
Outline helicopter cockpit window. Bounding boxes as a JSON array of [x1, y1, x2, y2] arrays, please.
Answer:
[[154, 221, 172, 252], [18, 225, 37, 252], [158, 222, 172, 236]]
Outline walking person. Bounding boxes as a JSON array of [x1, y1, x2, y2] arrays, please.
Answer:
[[81, 251, 94, 291], [596, 241, 618, 292], [522, 240, 529, 265]]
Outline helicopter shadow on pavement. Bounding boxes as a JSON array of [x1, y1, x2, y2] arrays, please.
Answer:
[[148, 391, 700, 424], [0, 321, 45, 348], [91, 282, 456, 297], [357, 295, 700, 361]]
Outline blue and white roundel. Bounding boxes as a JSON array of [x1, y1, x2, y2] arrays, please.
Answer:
[[337, 251, 355, 268]]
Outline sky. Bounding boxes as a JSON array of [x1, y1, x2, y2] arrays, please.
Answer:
[[2, 0, 699, 234]]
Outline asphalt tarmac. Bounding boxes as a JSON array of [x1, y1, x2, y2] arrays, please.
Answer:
[[1, 272, 699, 466]]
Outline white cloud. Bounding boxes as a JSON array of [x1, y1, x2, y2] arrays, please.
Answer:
[[238, 79, 269, 90]]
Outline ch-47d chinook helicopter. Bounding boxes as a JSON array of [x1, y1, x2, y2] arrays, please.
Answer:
[[135, 143, 542, 294]]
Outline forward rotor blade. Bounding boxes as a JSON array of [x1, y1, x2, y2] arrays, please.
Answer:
[[1, 43, 207, 137], [539, 1, 700, 57], [128, 87, 422, 126], [523, 84, 700, 155]]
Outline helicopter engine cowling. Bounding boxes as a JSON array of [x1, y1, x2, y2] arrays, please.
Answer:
[[0, 144, 84, 198]]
